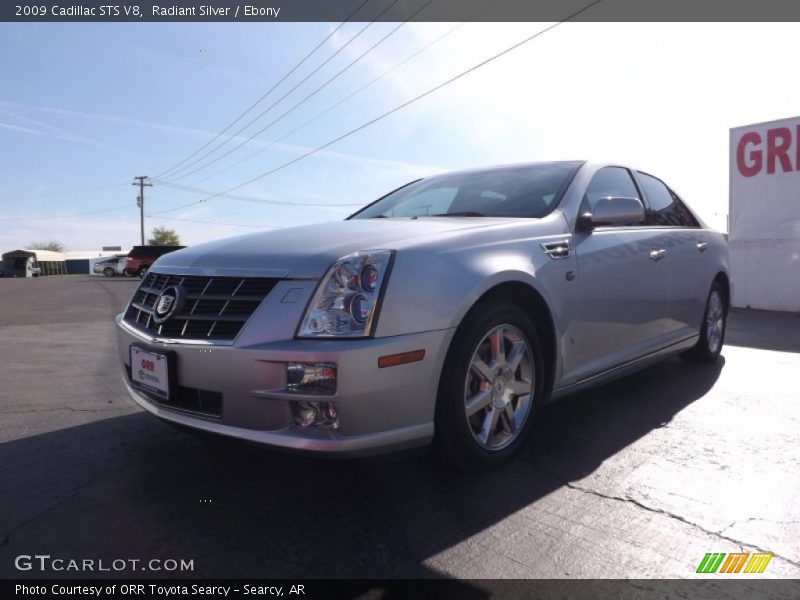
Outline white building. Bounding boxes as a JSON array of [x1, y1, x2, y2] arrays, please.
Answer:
[[729, 116, 800, 311]]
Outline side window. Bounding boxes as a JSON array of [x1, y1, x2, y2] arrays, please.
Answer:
[[637, 172, 699, 227], [581, 166, 644, 225], [668, 188, 700, 227]]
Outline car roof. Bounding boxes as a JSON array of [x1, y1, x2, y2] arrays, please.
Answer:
[[422, 161, 586, 180]]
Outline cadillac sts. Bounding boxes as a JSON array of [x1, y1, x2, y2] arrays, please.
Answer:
[[116, 161, 730, 466]]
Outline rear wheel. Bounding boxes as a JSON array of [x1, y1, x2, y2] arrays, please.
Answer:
[[435, 301, 542, 468], [137, 265, 149, 279], [681, 280, 727, 363]]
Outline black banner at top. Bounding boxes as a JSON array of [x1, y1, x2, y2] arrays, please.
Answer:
[[3, 0, 800, 22]]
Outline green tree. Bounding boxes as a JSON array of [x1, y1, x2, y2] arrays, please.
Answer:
[[148, 226, 181, 246], [29, 240, 65, 252]]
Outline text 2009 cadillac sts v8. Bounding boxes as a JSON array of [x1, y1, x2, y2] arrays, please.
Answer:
[[117, 161, 730, 467]]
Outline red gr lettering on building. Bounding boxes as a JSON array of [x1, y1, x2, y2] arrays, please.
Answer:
[[737, 125, 800, 177]]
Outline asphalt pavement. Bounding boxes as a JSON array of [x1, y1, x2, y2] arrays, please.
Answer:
[[1, 276, 799, 587]]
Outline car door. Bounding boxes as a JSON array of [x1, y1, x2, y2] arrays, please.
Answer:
[[567, 166, 671, 383], [634, 171, 708, 340]]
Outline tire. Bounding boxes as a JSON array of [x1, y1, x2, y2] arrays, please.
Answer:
[[434, 300, 543, 468], [103, 267, 115, 277], [137, 266, 149, 279], [680, 280, 728, 364]]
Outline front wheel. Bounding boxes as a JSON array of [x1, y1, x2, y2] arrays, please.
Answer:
[[434, 301, 543, 468], [103, 267, 115, 277], [681, 281, 728, 363], [137, 266, 149, 279]]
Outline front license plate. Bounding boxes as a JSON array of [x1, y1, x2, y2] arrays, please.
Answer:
[[130, 346, 171, 400]]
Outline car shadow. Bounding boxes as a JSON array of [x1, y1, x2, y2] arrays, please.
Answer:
[[0, 356, 722, 582], [726, 308, 800, 353]]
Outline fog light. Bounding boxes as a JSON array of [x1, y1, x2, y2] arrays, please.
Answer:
[[286, 362, 337, 394], [291, 400, 340, 429]]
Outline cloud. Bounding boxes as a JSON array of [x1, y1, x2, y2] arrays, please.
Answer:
[[0, 100, 214, 141], [0, 109, 141, 157], [0, 100, 445, 181], [0, 121, 42, 136]]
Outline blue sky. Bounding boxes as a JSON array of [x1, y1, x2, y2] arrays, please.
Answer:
[[1, 22, 798, 251]]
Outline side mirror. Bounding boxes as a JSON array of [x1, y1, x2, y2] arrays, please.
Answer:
[[578, 196, 645, 230]]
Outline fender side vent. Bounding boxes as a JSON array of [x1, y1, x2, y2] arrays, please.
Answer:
[[541, 240, 572, 259]]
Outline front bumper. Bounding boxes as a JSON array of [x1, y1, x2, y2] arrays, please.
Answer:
[[116, 314, 450, 457]]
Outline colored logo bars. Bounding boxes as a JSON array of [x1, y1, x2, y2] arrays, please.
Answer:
[[696, 552, 773, 574]]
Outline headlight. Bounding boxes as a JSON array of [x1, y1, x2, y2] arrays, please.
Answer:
[[297, 250, 394, 338]]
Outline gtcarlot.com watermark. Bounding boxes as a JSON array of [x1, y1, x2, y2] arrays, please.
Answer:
[[14, 554, 194, 573]]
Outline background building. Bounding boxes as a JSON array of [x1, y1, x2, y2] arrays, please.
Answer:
[[729, 116, 800, 311], [64, 250, 124, 275]]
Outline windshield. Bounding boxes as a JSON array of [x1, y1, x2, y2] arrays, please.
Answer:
[[350, 162, 582, 220]]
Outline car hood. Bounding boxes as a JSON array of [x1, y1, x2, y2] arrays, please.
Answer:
[[153, 216, 561, 278]]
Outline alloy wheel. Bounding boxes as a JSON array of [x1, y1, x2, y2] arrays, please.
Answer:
[[464, 323, 535, 451], [706, 290, 725, 354]]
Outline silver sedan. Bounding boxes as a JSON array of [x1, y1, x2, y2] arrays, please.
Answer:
[[116, 161, 730, 467]]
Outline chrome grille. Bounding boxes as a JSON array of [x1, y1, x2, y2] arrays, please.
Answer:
[[123, 273, 280, 341]]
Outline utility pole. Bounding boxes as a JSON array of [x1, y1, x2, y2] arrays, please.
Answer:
[[132, 176, 152, 245]]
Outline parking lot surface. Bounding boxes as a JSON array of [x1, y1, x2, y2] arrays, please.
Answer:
[[1, 276, 799, 584]]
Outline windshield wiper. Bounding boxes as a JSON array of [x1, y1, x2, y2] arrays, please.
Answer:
[[431, 211, 487, 217]]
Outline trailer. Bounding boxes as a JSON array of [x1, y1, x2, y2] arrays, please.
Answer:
[[0, 249, 67, 277]]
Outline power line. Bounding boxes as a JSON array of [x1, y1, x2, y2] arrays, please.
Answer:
[[191, 20, 470, 185], [147, 215, 279, 229], [0, 182, 128, 204], [153, 0, 372, 181], [164, 0, 402, 181], [148, 180, 362, 215], [0, 203, 131, 221], [166, 0, 430, 183], [160, 181, 362, 206], [154, 1, 604, 213], [148, 214, 342, 229]]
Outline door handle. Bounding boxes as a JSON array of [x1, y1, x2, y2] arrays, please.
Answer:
[[696, 241, 708, 253], [649, 248, 667, 261]]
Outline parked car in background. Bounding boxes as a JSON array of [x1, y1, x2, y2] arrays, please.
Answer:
[[94, 256, 127, 277], [117, 161, 730, 467], [124, 245, 184, 278]]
